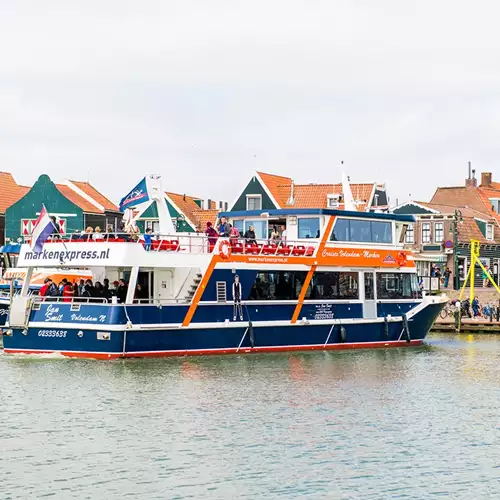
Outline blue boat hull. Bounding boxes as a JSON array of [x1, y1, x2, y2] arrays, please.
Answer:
[[2, 302, 444, 359]]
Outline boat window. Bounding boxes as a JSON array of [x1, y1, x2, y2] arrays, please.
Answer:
[[377, 273, 422, 299], [244, 220, 268, 239], [331, 218, 393, 244], [364, 273, 374, 300], [298, 218, 320, 239], [247, 271, 308, 300], [306, 271, 359, 300], [233, 220, 244, 234]]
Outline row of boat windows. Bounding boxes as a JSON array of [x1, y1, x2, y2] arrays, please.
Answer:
[[232, 218, 393, 244], [247, 271, 421, 301]]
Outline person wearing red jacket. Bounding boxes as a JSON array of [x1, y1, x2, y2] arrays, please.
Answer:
[[62, 280, 74, 303], [39, 278, 52, 298]]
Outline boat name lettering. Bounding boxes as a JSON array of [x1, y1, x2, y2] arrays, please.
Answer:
[[45, 304, 63, 322], [24, 248, 111, 262], [38, 329, 67, 337], [321, 249, 381, 259], [70, 313, 107, 323]]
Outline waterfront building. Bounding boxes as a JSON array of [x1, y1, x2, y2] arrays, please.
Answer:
[[0, 172, 29, 244], [5, 174, 121, 242], [134, 192, 220, 233], [393, 170, 500, 290]]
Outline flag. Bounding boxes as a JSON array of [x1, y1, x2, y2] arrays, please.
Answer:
[[119, 177, 150, 212], [30, 205, 55, 253]]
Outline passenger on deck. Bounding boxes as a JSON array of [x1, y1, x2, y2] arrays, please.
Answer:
[[50, 216, 61, 240], [229, 224, 240, 244], [93, 227, 104, 241], [94, 281, 104, 297], [205, 222, 218, 247], [103, 278, 111, 300], [270, 225, 280, 242], [135, 284, 148, 302], [62, 280, 74, 302], [144, 228, 153, 251], [244, 225, 257, 246], [217, 217, 229, 237], [117, 279, 128, 303], [82, 279, 95, 299], [85, 227, 94, 242], [281, 225, 287, 242], [78, 279, 85, 296]]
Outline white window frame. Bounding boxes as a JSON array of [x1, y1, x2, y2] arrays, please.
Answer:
[[434, 222, 444, 243], [327, 194, 340, 208], [405, 224, 414, 244], [421, 222, 431, 244], [486, 223, 494, 241], [246, 194, 262, 211], [458, 256, 467, 280], [489, 199, 500, 214], [144, 220, 159, 232]]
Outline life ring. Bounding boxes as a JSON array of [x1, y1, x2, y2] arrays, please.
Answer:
[[219, 240, 232, 259], [397, 251, 407, 267]]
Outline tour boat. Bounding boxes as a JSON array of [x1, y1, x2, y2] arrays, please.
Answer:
[[2, 204, 446, 359]]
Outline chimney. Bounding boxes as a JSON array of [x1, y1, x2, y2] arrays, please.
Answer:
[[481, 172, 492, 187], [465, 161, 477, 187]]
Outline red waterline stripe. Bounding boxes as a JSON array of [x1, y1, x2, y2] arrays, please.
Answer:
[[4, 340, 423, 360]]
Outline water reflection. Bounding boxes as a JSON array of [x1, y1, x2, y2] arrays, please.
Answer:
[[1, 334, 500, 499]]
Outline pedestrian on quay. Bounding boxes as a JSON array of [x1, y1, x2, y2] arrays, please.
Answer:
[[482, 265, 490, 288], [443, 267, 452, 288], [472, 296, 481, 318]]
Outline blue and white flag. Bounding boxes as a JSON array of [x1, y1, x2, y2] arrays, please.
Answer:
[[119, 177, 150, 212], [30, 205, 54, 253]]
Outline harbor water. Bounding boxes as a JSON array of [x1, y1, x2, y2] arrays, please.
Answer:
[[1, 334, 500, 499]]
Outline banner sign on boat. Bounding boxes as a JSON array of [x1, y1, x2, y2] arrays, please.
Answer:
[[17, 243, 127, 267]]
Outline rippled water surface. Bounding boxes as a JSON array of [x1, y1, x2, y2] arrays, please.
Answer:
[[2, 334, 500, 499]]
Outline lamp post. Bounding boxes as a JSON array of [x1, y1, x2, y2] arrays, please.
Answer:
[[452, 209, 463, 290]]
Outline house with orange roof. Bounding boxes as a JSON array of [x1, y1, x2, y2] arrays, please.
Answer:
[[0, 172, 30, 244], [231, 171, 388, 213], [134, 192, 220, 233], [5, 174, 121, 243], [393, 168, 500, 290]]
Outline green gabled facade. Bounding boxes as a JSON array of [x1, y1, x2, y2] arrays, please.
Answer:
[[5, 175, 84, 242], [231, 176, 278, 211], [136, 199, 194, 233]]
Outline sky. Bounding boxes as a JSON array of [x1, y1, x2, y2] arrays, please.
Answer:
[[1, 0, 500, 207]]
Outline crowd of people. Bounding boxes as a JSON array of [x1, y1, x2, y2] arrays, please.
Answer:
[[204, 217, 287, 247], [38, 277, 139, 303], [452, 297, 498, 319]]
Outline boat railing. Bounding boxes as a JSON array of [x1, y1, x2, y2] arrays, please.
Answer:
[[31, 296, 109, 305], [40, 233, 320, 257]]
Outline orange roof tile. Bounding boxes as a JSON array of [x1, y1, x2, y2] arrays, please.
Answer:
[[166, 192, 204, 229], [69, 180, 119, 212], [55, 184, 102, 213], [192, 209, 219, 229], [256, 171, 377, 211], [0, 172, 29, 213], [256, 172, 292, 207], [413, 201, 493, 219]]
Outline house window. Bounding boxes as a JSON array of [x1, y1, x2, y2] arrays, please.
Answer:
[[144, 220, 159, 232], [298, 218, 320, 239], [458, 256, 467, 280], [327, 195, 340, 208], [421, 222, 431, 243], [246, 195, 262, 211], [486, 223, 494, 241], [490, 199, 500, 214], [405, 224, 414, 244], [434, 222, 444, 243]]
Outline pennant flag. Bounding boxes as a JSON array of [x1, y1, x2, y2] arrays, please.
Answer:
[[119, 177, 150, 212], [30, 205, 55, 253]]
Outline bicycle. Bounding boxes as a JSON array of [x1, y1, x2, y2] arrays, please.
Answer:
[[440, 302, 457, 319]]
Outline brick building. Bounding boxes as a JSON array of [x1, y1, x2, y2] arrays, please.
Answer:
[[393, 170, 500, 289]]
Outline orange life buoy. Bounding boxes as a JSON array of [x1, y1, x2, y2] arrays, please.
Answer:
[[219, 240, 232, 259], [397, 251, 407, 267]]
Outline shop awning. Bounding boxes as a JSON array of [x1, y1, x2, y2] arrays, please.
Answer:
[[413, 253, 448, 263]]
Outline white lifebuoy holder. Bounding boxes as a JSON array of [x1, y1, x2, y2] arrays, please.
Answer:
[[219, 240, 232, 259]]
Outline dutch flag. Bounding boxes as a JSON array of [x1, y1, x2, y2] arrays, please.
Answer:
[[30, 205, 55, 253]]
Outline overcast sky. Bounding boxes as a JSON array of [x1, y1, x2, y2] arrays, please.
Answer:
[[1, 0, 499, 207]]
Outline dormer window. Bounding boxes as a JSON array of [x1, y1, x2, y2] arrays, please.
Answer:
[[246, 195, 262, 210], [487, 223, 494, 241], [327, 194, 342, 208]]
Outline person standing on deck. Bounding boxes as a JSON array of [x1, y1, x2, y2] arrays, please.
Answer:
[[117, 279, 128, 303], [281, 225, 287, 243], [232, 275, 243, 321], [217, 217, 229, 237]]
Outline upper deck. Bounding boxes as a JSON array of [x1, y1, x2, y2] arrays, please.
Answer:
[[13, 209, 416, 270]]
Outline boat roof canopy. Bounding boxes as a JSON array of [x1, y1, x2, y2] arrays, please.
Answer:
[[217, 209, 416, 223]]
